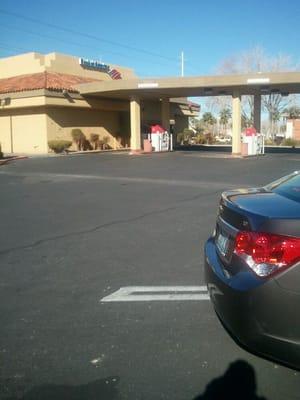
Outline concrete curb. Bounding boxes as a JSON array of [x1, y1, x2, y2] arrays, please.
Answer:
[[0, 156, 28, 165], [129, 150, 174, 156], [66, 149, 131, 156]]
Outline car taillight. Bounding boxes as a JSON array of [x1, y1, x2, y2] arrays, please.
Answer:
[[234, 232, 300, 277]]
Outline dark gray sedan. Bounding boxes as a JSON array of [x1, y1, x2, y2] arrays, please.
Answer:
[[204, 171, 300, 370]]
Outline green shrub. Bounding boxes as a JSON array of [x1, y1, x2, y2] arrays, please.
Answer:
[[90, 133, 99, 142], [183, 128, 194, 137], [102, 136, 110, 149], [195, 133, 206, 144], [71, 129, 85, 150], [48, 140, 72, 153], [282, 138, 299, 147], [71, 128, 84, 141], [176, 132, 184, 144], [264, 139, 275, 145], [176, 130, 195, 145], [183, 129, 194, 143], [90, 133, 100, 150], [205, 132, 215, 144]]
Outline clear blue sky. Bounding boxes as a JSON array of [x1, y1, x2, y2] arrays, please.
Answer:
[[1, 0, 300, 78]]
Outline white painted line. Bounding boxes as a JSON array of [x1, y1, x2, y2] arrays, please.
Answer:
[[101, 286, 210, 302]]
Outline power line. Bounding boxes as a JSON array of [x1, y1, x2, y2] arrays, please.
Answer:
[[0, 42, 35, 53], [1, 24, 175, 69], [0, 47, 15, 56], [1, 23, 129, 60], [0, 8, 203, 76], [0, 8, 178, 63]]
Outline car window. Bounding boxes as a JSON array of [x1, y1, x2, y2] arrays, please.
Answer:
[[267, 172, 300, 203]]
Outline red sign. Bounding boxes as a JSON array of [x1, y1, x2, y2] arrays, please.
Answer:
[[150, 124, 165, 133], [244, 127, 257, 136]]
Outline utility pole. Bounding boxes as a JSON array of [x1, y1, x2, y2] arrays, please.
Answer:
[[181, 51, 184, 77]]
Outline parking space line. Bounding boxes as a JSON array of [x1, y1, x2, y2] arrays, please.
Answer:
[[100, 286, 210, 302]]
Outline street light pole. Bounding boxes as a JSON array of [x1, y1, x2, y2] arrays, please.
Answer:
[[181, 51, 184, 77]]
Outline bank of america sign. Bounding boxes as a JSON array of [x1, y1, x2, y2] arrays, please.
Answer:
[[79, 58, 122, 79]]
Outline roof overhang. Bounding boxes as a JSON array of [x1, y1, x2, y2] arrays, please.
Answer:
[[76, 71, 300, 100]]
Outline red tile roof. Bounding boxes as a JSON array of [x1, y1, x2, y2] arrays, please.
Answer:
[[0, 71, 100, 94]]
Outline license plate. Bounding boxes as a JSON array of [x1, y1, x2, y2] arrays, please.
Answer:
[[216, 231, 229, 256]]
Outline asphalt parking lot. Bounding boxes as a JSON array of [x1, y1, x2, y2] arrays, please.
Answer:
[[0, 151, 299, 400]]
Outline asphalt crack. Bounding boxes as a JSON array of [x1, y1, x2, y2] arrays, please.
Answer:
[[0, 189, 222, 257]]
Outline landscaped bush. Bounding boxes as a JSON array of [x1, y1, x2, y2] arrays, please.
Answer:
[[183, 128, 194, 137], [195, 133, 206, 144], [205, 132, 215, 144], [264, 138, 275, 145], [282, 138, 299, 147], [90, 133, 100, 150], [176, 130, 195, 145], [176, 132, 184, 145], [48, 140, 72, 153], [177, 131, 216, 145], [102, 136, 110, 149], [71, 128, 85, 151]]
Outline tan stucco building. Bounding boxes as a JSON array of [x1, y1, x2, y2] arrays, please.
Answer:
[[0, 52, 199, 154], [286, 119, 300, 141]]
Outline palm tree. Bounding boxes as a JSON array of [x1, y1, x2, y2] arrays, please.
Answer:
[[219, 108, 231, 134], [202, 112, 217, 134], [284, 106, 300, 119]]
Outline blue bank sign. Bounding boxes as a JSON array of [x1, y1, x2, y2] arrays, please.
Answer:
[[79, 58, 110, 72], [79, 58, 122, 80]]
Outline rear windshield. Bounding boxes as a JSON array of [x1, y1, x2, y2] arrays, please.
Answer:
[[267, 172, 300, 203]]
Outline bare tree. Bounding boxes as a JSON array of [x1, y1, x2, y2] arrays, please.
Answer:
[[217, 46, 296, 74], [209, 46, 299, 136]]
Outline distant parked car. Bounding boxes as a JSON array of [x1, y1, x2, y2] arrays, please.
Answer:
[[216, 136, 232, 143], [204, 171, 300, 370]]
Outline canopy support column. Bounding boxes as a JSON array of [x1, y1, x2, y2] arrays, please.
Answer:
[[232, 90, 242, 154], [130, 96, 141, 153], [161, 98, 170, 132], [254, 93, 261, 133]]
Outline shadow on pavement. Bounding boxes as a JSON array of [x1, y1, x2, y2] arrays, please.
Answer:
[[5, 376, 120, 400], [194, 360, 267, 400]]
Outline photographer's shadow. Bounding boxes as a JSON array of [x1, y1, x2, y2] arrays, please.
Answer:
[[194, 360, 267, 400]]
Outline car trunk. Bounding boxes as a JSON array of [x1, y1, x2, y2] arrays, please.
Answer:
[[215, 188, 300, 292]]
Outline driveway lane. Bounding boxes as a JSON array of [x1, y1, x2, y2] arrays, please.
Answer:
[[0, 152, 299, 399]]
